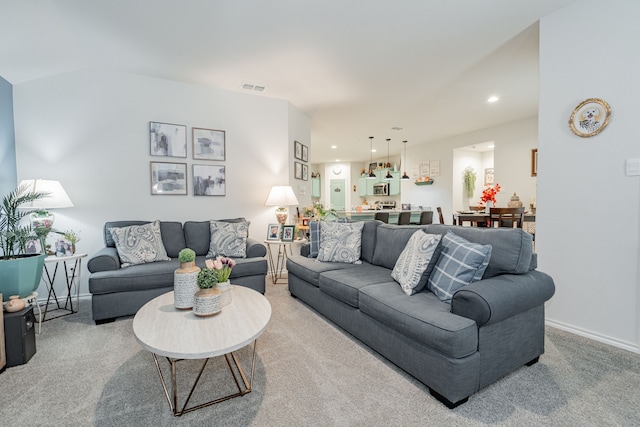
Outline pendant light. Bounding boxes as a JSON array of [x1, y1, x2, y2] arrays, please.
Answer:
[[384, 138, 393, 180], [401, 140, 411, 180], [367, 136, 376, 179]]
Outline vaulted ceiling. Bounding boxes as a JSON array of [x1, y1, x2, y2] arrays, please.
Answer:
[[0, 0, 576, 162]]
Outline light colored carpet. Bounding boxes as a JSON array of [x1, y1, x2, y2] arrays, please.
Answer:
[[1, 279, 639, 426]]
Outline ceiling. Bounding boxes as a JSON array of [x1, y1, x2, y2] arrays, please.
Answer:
[[0, 0, 576, 163]]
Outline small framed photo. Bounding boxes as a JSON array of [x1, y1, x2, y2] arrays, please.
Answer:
[[150, 121, 187, 157], [193, 127, 225, 160], [569, 98, 612, 138], [193, 164, 225, 196], [151, 162, 187, 195], [302, 145, 309, 162], [266, 223, 281, 241], [295, 162, 303, 180], [368, 162, 377, 173], [281, 225, 295, 242], [54, 240, 73, 257], [302, 164, 309, 181], [294, 141, 303, 160], [484, 168, 494, 185], [25, 239, 42, 254]]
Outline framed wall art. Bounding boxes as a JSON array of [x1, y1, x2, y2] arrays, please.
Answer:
[[302, 164, 309, 181], [294, 141, 303, 160], [281, 225, 295, 242], [484, 168, 494, 185], [151, 162, 187, 195], [193, 127, 225, 160], [302, 144, 309, 162], [531, 149, 538, 177], [150, 121, 187, 157], [193, 164, 226, 196], [569, 98, 611, 138], [295, 161, 303, 180]]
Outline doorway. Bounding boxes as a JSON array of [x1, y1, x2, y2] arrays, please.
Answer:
[[329, 180, 346, 211]]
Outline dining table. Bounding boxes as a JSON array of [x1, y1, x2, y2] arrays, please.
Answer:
[[454, 211, 536, 234]]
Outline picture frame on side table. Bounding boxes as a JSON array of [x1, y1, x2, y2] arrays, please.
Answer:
[[569, 98, 612, 138], [294, 162, 303, 180], [150, 162, 188, 195], [193, 127, 225, 160], [266, 224, 281, 241], [281, 225, 295, 242], [294, 141, 303, 160], [302, 145, 309, 162], [150, 121, 187, 157], [193, 164, 226, 196]]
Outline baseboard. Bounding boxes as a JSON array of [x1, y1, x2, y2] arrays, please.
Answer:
[[545, 319, 639, 354]]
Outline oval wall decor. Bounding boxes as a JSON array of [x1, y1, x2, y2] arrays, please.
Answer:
[[569, 98, 611, 138]]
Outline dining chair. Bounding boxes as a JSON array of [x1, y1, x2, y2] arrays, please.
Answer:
[[418, 211, 433, 225], [489, 207, 525, 228], [374, 211, 389, 224], [397, 211, 411, 225], [436, 207, 445, 224]]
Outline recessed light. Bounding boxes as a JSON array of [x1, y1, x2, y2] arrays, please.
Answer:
[[487, 96, 499, 103], [335, 159, 340, 162], [488, 144, 495, 148], [331, 145, 337, 149], [371, 149, 377, 153], [391, 126, 404, 131]]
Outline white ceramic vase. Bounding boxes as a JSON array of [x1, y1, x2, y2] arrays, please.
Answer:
[[193, 287, 222, 316], [218, 280, 232, 307], [174, 261, 200, 309]]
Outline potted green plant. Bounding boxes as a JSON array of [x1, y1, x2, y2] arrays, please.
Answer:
[[193, 260, 221, 316], [0, 183, 49, 301], [173, 248, 200, 310]]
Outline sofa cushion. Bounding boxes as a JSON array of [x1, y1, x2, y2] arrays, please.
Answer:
[[286, 255, 361, 287], [371, 224, 426, 270], [207, 220, 250, 258], [184, 218, 248, 256], [359, 282, 478, 358], [307, 220, 320, 258], [392, 231, 442, 295], [317, 221, 364, 264], [423, 224, 532, 278], [108, 220, 170, 267], [159, 222, 187, 258], [360, 220, 382, 264], [319, 264, 393, 308], [428, 231, 492, 303]]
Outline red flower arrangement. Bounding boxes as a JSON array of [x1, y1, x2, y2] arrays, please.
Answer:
[[480, 183, 501, 205]]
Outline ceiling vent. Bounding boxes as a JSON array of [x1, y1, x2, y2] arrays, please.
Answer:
[[241, 83, 266, 92]]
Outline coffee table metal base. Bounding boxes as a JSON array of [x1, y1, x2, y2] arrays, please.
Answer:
[[152, 340, 258, 417]]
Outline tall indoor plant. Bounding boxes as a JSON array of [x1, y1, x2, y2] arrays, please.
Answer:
[[0, 183, 49, 301]]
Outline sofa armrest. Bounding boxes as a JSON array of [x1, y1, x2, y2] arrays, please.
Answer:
[[246, 238, 267, 258], [87, 247, 121, 273], [451, 270, 555, 327]]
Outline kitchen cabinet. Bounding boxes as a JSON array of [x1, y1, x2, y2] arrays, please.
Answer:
[[311, 177, 321, 198], [388, 172, 401, 195]]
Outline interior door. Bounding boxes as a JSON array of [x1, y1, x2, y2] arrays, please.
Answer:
[[329, 179, 346, 211]]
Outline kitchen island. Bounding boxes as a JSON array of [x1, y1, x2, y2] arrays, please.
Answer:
[[336, 210, 429, 224]]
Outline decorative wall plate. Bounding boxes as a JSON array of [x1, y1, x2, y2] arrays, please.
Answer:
[[569, 98, 611, 137]]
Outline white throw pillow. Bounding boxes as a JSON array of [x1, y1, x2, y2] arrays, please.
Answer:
[[316, 221, 364, 264], [109, 220, 170, 267], [207, 220, 250, 258], [392, 231, 442, 295]]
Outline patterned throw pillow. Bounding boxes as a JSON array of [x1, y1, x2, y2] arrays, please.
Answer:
[[307, 220, 321, 258], [428, 230, 492, 303], [108, 220, 170, 267], [207, 220, 250, 258], [317, 221, 364, 264], [392, 231, 442, 296]]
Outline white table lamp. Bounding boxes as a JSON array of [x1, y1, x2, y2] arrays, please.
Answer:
[[265, 185, 299, 225], [19, 179, 74, 231]]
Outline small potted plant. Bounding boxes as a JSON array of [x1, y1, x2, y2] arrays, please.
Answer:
[[173, 248, 200, 310], [206, 256, 236, 306], [193, 260, 221, 316]]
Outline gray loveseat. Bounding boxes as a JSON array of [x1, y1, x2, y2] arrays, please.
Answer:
[[88, 220, 267, 324], [286, 221, 555, 408]]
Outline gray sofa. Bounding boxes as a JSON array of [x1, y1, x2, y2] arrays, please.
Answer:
[[88, 220, 268, 324], [286, 221, 555, 408]]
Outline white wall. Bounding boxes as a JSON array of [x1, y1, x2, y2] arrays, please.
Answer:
[[13, 70, 310, 297], [401, 116, 537, 221], [539, 0, 640, 352]]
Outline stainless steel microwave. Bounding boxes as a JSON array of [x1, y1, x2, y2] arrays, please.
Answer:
[[373, 183, 388, 196]]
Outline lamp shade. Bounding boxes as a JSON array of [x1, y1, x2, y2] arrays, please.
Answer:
[[18, 179, 74, 209], [265, 185, 299, 207]]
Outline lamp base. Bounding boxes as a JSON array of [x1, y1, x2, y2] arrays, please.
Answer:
[[275, 207, 288, 225]]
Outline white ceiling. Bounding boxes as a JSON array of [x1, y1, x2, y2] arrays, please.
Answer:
[[0, 0, 576, 163]]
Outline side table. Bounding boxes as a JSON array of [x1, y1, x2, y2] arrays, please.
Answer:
[[263, 240, 293, 284], [41, 253, 87, 322]]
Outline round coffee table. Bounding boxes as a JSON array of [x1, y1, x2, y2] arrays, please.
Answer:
[[133, 286, 271, 416]]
